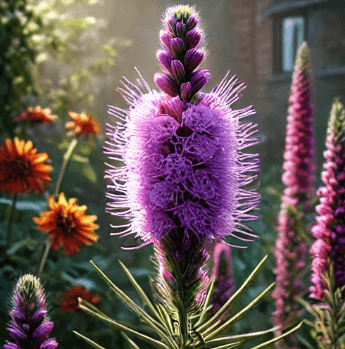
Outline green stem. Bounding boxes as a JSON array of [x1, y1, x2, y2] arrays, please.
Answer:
[[6, 193, 18, 249], [38, 239, 52, 277], [54, 138, 79, 197], [177, 303, 188, 349]]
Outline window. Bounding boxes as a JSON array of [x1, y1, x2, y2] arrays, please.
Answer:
[[282, 16, 305, 72]]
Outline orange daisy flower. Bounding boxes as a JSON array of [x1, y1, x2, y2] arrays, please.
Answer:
[[0, 138, 52, 195], [14, 106, 58, 124], [60, 285, 99, 312], [65, 112, 101, 136], [33, 193, 99, 255]]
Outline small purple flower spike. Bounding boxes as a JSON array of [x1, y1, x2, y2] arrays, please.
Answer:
[[281, 41, 315, 209], [4, 275, 58, 349], [210, 242, 234, 317], [272, 42, 315, 343], [310, 98, 345, 300]]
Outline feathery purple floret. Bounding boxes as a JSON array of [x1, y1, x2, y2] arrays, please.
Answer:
[[4, 275, 58, 349], [310, 99, 345, 300], [272, 42, 315, 336], [104, 71, 260, 246], [104, 6, 260, 247]]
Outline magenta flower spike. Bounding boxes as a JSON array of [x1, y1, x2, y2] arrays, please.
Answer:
[[310, 98, 345, 300], [104, 4, 260, 329], [281, 41, 315, 208], [4, 275, 58, 349], [272, 42, 315, 338]]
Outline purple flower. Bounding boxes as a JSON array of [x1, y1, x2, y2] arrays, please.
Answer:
[[272, 209, 307, 331], [281, 42, 315, 208], [4, 275, 58, 349], [210, 242, 234, 317], [104, 4, 259, 316], [272, 42, 315, 337], [105, 76, 259, 247], [310, 98, 345, 300]]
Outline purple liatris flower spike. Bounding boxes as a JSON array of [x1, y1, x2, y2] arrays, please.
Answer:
[[272, 42, 315, 344], [210, 242, 234, 317], [281, 41, 315, 208], [310, 98, 345, 300], [4, 274, 58, 349], [104, 5, 260, 248], [104, 4, 259, 323]]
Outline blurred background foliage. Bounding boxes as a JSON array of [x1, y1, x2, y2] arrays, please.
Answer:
[[0, 0, 322, 348]]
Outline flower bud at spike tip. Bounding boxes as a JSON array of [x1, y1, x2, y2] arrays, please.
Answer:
[[171, 60, 185, 84], [157, 50, 172, 74], [185, 49, 204, 73], [154, 73, 179, 97], [4, 275, 58, 349]]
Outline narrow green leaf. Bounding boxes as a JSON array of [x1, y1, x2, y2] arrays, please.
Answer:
[[79, 303, 169, 349], [193, 278, 215, 328], [204, 341, 242, 349], [297, 297, 320, 319], [295, 333, 316, 349], [203, 283, 275, 340], [121, 331, 141, 349], [90, 260, 175, 348], [248, 321, 303, 349], [118, 260, 160, 320], [190, 305, 213, 320], [78, 298, 109, 317], [155, 303, 175, 337], [73, 331, 106, 349], [205, 326, 280, 347], [197, 255, 268, 333], [91, 260, 164, 327]]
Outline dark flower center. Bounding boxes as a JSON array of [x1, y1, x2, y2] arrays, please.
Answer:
[[56, 213, 76, 234], [11, 158, 31, 177]]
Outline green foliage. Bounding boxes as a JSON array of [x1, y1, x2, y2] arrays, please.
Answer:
[[301, 265, 345, 349], [77, 257, 303, 349], [26, 0, 120, 117], [0, 0, 121, 139], [0, 0, 44, 135]]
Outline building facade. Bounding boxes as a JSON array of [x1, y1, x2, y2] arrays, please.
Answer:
[[232, 0, 345, 166]]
